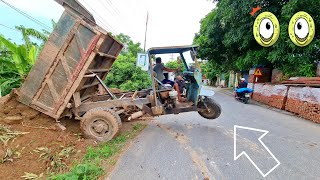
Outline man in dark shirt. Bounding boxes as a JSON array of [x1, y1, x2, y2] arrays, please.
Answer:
[[235, 78, 248, 98], [238, 78, 248, 88]]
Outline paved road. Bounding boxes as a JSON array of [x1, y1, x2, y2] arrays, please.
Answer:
[[108, 89, 320, 180]]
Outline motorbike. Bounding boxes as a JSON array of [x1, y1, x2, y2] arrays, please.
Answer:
[[234, 88, 253, 104]]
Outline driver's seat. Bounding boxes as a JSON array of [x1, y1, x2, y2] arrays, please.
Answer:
[[154, 77, 173, 90], [154, 77, 173, 100]]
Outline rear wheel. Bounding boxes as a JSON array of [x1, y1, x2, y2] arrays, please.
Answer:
[[80, 108, 122, 142], [197, 98, 221, 119]]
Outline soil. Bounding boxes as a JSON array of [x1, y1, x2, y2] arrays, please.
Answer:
[[0, 94, 150, 180]]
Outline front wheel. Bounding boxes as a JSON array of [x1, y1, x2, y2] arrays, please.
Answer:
[[197, 98, 221, 119], [80, 108, 122, 142], [243, 97, 249, 104]]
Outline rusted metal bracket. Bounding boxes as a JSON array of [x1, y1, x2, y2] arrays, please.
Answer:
[[93, 73, 117, 100]]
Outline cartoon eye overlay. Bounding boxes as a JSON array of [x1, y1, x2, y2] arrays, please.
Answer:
[[253, 12, 280, 47], [288, 11, 315, 47]]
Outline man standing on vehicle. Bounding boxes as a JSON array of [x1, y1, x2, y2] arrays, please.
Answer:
[[154, 57, 185, 102]]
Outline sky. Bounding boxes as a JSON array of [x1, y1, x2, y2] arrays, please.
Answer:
[[0, 0, 215, 50]]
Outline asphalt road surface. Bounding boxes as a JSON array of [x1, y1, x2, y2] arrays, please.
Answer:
[[108, 89, 320, 180]]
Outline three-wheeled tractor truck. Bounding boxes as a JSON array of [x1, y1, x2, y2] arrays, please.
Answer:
[[16, 0, 221, 142]]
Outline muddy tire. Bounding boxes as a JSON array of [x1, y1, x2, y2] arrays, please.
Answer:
[[197, 98, 221, 119], [80, 108, 122, 142]]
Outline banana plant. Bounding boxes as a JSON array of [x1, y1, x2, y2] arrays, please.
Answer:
[[0, 36, 38, 96], [0, 36, 37, 77], [0, 24, 51, 96]]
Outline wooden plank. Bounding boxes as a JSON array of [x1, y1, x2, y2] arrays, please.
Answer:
[[60, 56, 71, 79], [75, 30, 85, 57], [53, 33, 101, 116], [86, 69, 110, 73], [77, 36, 106, 96], [32, 21, 81, 111], [55, 43, 100, 118], [46, 79, 59, 101], [97, 51, 116, 59], [83, 74, 96, 78], [32, 101, 54, 112], [80, 82, 100, 90], [73, 91, 81, 108], [142, 104, 153, 116]]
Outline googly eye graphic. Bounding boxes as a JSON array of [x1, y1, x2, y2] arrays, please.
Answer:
[[253, 12, 280, 47], [289, 11, 315, 47], [260, 19, 274, 42]]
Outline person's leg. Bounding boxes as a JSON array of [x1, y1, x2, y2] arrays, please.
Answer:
[[162, 79, 185, 102], [173, 83, 184, 102]]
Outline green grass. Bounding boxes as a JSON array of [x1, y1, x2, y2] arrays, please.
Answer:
[[49, 123, 146, 180]]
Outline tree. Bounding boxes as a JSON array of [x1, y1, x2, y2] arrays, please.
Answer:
[[105, 34, 151, 91], [194, 0, 320, 77], [0, 25, 49, 96], [165, 59, 185, 71]]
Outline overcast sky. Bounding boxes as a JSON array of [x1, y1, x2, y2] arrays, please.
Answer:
[[0, 0, 215, 49]]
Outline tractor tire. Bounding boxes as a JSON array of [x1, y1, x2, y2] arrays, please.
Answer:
[[197, 98, 221, 119], [80, 108, 122, 142]]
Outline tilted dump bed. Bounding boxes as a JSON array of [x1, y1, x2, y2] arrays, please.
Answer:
[[17, 6, 123, 119]]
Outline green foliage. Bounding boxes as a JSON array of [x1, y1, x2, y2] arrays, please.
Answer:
[[105, 34, 151, 91], [0, 35, 39, 96], [15, 25, 48, 49], [50, 123, 146, 180], [49, 163, 103, 180], [194, 0, 320, 77], [165, 60, 186, 71], [0, 24, 52, 96], [200, 61, 222, 82]]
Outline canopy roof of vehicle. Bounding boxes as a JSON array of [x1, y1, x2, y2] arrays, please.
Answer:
[[148, 45, 198, 55]]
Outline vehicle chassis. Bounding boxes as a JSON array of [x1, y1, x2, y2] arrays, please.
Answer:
[[16, 1, 221, 142]]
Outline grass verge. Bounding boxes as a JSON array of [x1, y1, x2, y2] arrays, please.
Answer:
[[49, 123, 147, 180]]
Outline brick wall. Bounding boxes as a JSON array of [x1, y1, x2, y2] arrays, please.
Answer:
[[285, 87, 320, 123], [252, 84, 320, 123], [269, 85, 288, 109], [252, 84, 273, 105]]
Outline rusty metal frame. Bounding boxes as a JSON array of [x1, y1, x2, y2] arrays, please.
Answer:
[[78, 98, 150, 113]]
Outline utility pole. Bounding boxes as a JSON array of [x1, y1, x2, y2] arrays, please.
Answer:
[[143, 11, 149, 52]]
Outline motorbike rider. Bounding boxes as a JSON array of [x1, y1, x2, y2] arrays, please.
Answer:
[[237, 78, 248, 88], [235, 78, 248, 98]]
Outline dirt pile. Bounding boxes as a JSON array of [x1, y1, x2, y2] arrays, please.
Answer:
[[0, 93, 40, 123], [0, 94, 94, 179]]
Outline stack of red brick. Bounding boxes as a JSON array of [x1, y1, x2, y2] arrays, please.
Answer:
[[252, 84, 273, 105], [285, 87, 320, 123], [252, 84, 265, 103], [269, 85, 288, 109], [252, 83, 320, 123]]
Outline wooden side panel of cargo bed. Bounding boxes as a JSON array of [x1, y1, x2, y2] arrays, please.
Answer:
[[18, 11, 76, 105], [18, 10, 100, 119]]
